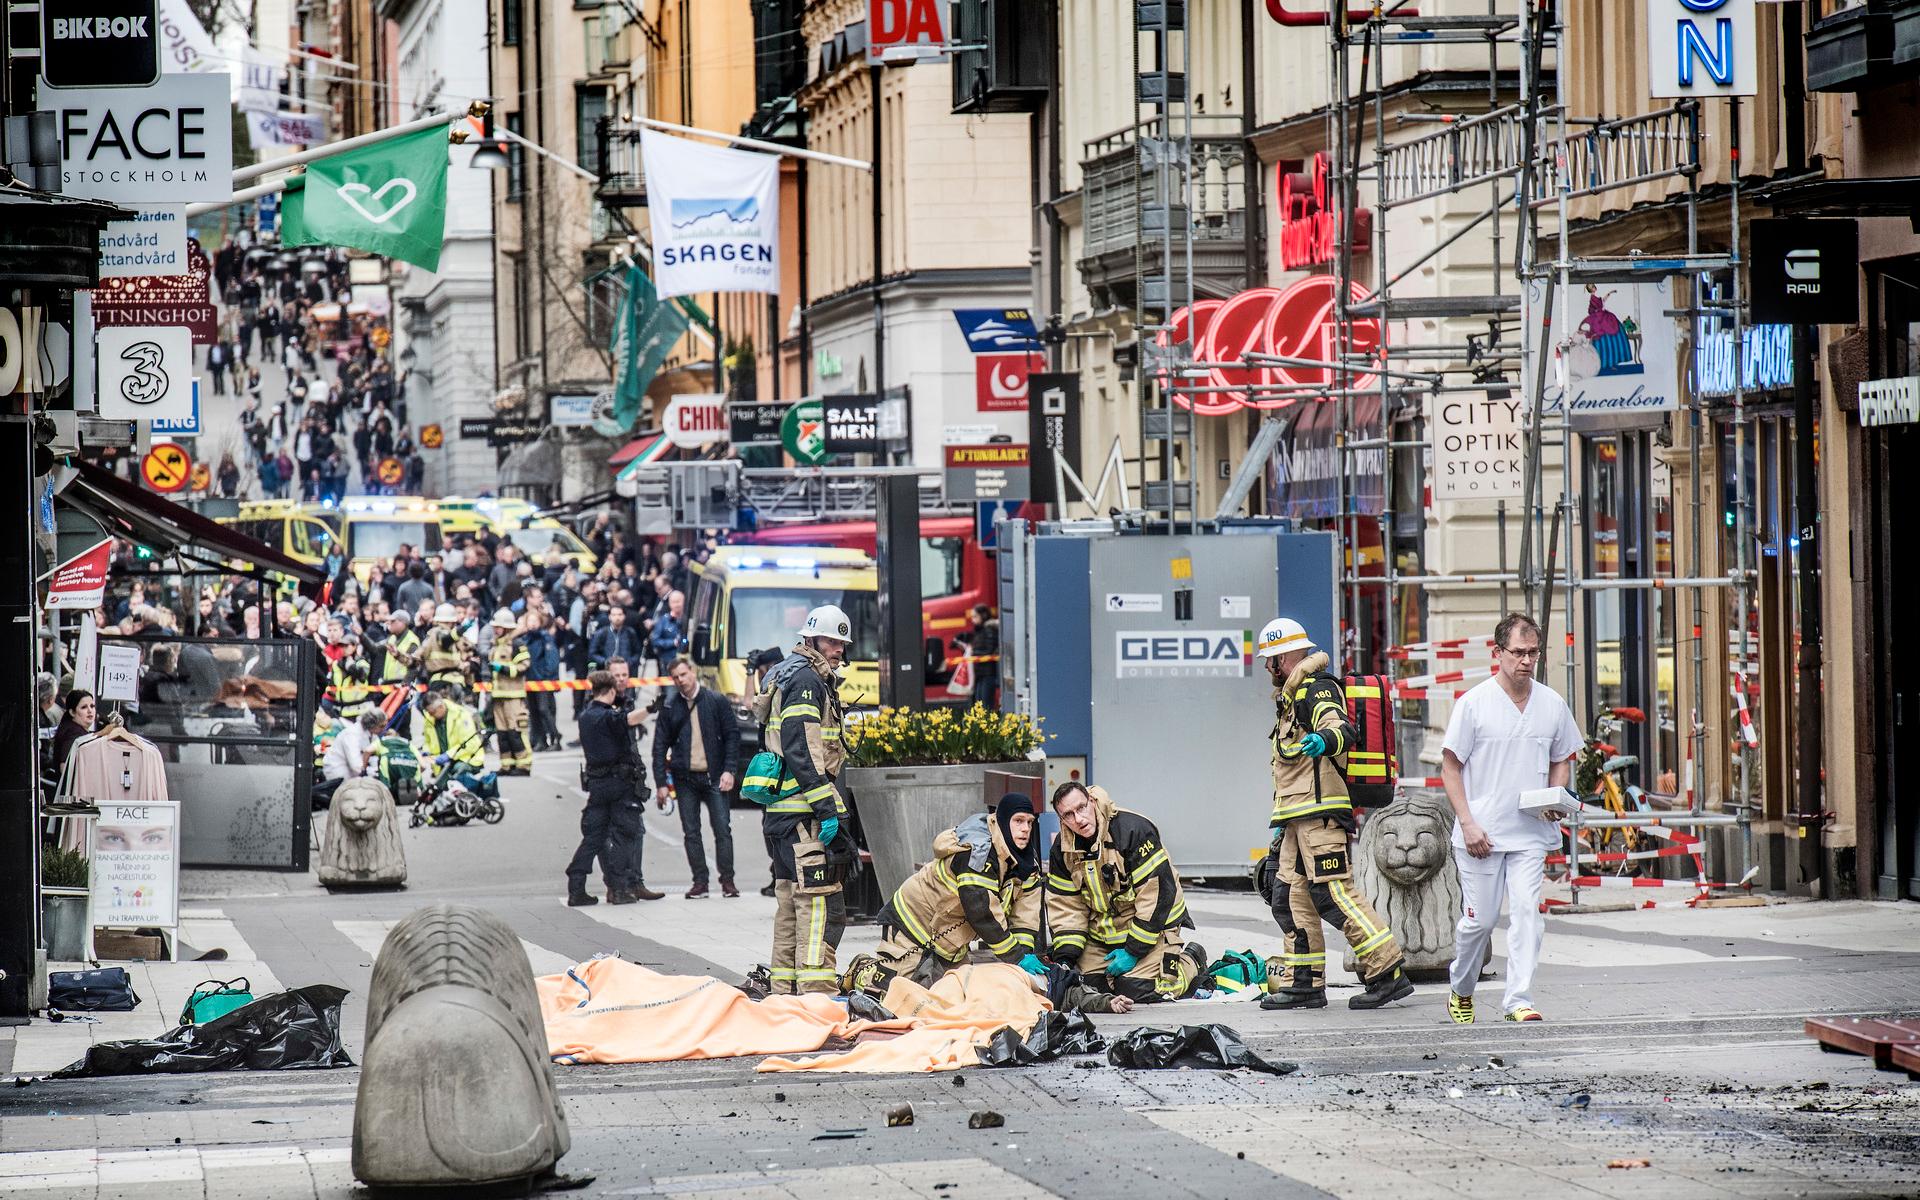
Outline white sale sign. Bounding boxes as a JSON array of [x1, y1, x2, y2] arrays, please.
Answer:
[[663, 393, 730, 448], [638, 131, 781, 299]]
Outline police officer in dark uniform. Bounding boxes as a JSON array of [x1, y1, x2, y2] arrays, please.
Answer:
[[566, 670, 663, 906]]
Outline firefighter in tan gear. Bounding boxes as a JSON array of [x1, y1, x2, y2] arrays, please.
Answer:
[[761, 605, 855, 995], [487, 610, 534, 775], [1045, 782, 1202, 1003], [421, 603, 474, 701], [1257, 616, 1413, 1011], [852, 793, 1047, 991]]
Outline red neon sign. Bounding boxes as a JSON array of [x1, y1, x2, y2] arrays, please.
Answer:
[[1278, 154, 1371, 271], [1161, 274, 1383, 415]]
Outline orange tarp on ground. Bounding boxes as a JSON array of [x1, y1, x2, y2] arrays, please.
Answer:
[[758, 964, 1049, 1074], [535, 958, 1047, 1074]]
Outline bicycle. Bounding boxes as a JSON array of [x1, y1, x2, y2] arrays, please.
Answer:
[[1571, 706, 1648, 876]]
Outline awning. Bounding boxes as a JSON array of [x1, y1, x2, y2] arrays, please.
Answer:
[[56, 461, 325, 584], [1763, 175, 1920, 218], [608, 432, 670, 470]]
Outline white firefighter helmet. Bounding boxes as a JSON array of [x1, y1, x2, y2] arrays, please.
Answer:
[[433, 602, 459, 624], [799, 604, 854, 644], [490, 608, 517, 630], [1256, 616, 1314, 659]]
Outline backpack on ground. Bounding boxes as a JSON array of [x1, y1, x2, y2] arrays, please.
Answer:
[[1341, 673, 1398, 809]]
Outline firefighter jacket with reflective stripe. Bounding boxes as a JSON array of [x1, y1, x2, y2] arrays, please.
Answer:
[[420, 701, 485, 771], [378, 629, 420, 684], [1269, 650, 1356, 828], [889, 813, 1042, 963], [329, 656, 372, 710], [489, 636, 531, 700], [1047, 794, 1190, 960], [422, 626, 470, 687], [764, 644, 847, 821]]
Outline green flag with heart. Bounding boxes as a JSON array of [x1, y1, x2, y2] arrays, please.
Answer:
[[291, 124, 449, 271]]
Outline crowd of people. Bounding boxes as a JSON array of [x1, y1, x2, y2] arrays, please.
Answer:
[[198, 242, 426, 501]]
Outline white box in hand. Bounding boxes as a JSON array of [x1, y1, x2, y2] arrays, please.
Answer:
[[1518, 787, 1571, 817]]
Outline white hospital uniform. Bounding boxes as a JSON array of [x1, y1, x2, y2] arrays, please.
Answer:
[[1442, 675, 1583, 1013]]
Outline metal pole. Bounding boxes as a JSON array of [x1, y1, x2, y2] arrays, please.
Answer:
[[229, 110, 453, 185], [1729, 95, 1754, 844], [631, 115, 872, 171], [1792, 319, 1825, 892]]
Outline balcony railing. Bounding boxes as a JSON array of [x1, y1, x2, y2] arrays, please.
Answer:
[[1078, 116, 1248, 304], [596, 119, 646, 208]]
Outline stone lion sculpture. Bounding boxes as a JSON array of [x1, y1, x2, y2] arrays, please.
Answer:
[[1343, 789, 1462, 981], [319, 777, 408, 889]]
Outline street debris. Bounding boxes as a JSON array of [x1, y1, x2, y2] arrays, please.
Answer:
[[811, 1128, 865, 1141], [979, 1011, 1105, 1067], [1560, 1093, 1591, 1110], [967, 1110, 1005, 1129], [49, 985, 352, 1079], [886, 1103, 915, 1127], [1447, 1088, 1465, 1099], [1105, 1024, 1296, 1075], [1607, 1159, 1652, 1170]]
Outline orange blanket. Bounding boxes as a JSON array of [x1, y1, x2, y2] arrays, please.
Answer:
[[536, 958, 1047, 1074], [758, 964, 1049, 1074]]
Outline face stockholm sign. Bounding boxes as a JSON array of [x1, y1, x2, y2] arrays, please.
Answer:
[[39, 72, 233, 204]]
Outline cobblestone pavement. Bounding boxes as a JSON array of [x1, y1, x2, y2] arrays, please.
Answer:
[[6, 751, 1919, 1198]]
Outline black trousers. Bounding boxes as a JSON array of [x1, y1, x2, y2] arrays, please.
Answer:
[[566, 777, 644, 893], [529, 692, 558, 748], [677, 777, 734, 885]]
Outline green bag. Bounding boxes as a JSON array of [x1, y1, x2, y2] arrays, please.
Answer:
[[738, 750, 792, 807], [179, 977, 254, 1026], [1205, 950, 1269, 994]]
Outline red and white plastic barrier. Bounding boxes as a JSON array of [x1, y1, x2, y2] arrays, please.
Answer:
[[1547, 843, 1701, 867], [1385, 636, 1495, 661], [1391, 665, 1492, 697], [1730, 674, 1760, 747]]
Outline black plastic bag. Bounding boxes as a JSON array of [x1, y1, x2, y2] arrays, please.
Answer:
[[1106, 1023, 1297, 1075], [978, 1011, 1106, 1067], [49, 985, 353, 1079]]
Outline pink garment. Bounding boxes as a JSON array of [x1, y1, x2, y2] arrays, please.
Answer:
[[59, 734, 169, 804]]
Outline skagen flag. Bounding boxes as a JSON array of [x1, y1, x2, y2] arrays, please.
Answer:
[[639, 130, 781, 299], [287, 124, 449, 271]]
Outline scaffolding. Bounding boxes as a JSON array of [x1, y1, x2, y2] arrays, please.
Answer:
[[1149, 3, 1767, 889]]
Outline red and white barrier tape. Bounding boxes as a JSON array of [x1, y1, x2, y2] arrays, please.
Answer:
[[1730, 676, 1760, 747], [1391, 665, 1493, 695], [1386, 636, 1495, 660], [1547, 843, 1703, 867]]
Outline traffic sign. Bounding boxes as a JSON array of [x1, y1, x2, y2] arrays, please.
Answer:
[[141, 444, 191, 494], [420, 423, 444, 449], [189, 462, 210, 492], [376, 457, 405, 487], [780, 398, 829, 466], [977, 499, 1022, 550]]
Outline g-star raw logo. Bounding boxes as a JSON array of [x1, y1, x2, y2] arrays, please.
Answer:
[[118, 341, 168, 404], [1785, 247, 1822, 295], [337, 179, 418, 225]]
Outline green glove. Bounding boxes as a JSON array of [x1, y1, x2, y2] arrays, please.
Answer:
[[818, 816, 840, 845], [1018, 953, 1047, 977], [1103, 947, 1139, 976], [1297, 731, 1330, 757]]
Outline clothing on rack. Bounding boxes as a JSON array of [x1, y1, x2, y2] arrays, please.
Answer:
[[53, 721, 169, 856]]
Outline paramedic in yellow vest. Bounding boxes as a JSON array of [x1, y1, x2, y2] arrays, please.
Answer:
[[862, 793, 1047, 988], [487, 609, 534, 775], [1257, 615, 1413, 1011], [375, 612, 421, 737], [761, 605, 855, 995], [1045, 782, 1201, 1003], [326, 625, 374, 720]]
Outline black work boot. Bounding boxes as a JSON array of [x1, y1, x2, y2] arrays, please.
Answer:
[[567, 890, 598, 907], [1349, 966, 1415, 1010], [1259, 989, 1328, 1011]]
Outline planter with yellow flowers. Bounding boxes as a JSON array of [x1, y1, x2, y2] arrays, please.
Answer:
[[842, 704, 1046, 899]]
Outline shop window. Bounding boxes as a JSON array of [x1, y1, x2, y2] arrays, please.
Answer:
[[576, 87, 609, 176], [920, 537, 964, 599]]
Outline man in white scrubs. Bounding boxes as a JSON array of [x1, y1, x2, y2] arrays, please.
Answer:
[[1440, 613, 1584, 1023]]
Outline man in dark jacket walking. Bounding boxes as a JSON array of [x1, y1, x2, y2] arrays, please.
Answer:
[[653, 659, 741, 897]]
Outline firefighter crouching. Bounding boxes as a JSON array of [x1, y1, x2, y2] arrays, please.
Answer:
[[1256, 616, 1413, 1011], [488, 609, 533, 775], [852, 793, 1047, 993], [422, 603, 473, 701], [1046, 782, 1203, 1003], [761, 605, 857, 995]]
